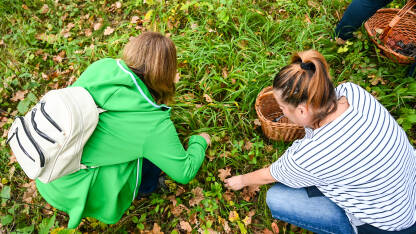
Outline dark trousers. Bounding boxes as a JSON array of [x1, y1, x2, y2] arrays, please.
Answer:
[[138, 158, 161, 194], [335, 0, 392, 40]]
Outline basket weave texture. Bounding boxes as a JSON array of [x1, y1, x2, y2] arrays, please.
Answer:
[[255, 86, 305, 142], [364, 2, 416, 64]]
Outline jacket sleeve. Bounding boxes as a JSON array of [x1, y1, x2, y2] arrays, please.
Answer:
[[142, 118, 207, 184]]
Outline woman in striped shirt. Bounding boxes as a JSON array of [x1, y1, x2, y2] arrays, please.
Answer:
[[225, 50, 416, 234]]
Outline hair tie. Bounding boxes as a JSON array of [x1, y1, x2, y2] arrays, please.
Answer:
[[300, 62, 315, 71]]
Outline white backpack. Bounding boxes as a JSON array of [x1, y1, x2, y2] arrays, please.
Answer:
[[6, 87, 102, 183]]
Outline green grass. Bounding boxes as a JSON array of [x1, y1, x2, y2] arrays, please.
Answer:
[[0, 0, 414, 233]]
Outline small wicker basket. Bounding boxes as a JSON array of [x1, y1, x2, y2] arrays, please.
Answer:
[[255, 86, 305, 142], [364, 0, 416, 64]]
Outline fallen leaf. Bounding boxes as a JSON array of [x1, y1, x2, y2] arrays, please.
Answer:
[[335, 37, 346, 45], [42, 203, 54, 215], [84, 28, 92, 37], [189, 212, 198, 225], [22, 4, 29, 10], [218, 217, 231, 233], [375, 28, 384, 35], [222, 67, 228, 78], [228, 210, 239, 222], [271, 221, 280, 233], [304, 14, 311, 24], [22, 180, 37, 204], [0, 39, 4, 46], [40, 4, 49, 14], [103, 26, 115, 36], [10, 90, 28, 102], [307, 0, 319, 9], [243, 210, 255, 225], [254, 119, 262, 126], [242, 185, 260, 202], [94, 22, 102, 31], [176, 185, 185, 196], [263, 228, 274, 234], [189, 187, 204, 207], [151, 223, 164, 234], [244, 141, 253, 151], [131, 16, 140, 24], [115, 1, 122, 8], [171, 204, 188, 217], [179, 221, 192, 232], [203, 94, 213, 103], [223, 190, 235, 201], [8, 166, 15, 179], [218, 167, 231, 182]]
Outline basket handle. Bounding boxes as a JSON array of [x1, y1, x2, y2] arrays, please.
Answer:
[[379, 0, 416, 40]]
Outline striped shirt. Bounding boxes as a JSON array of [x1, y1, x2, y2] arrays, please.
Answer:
[[270, 82, 416, 231]]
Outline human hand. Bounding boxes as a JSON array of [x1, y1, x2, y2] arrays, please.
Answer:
[[224, 175, 246, 191], [199, 133, 211, 146]]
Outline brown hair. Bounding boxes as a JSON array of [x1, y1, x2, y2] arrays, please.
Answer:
[[273, 50, 337, 123], [122, 32, 177, 104]]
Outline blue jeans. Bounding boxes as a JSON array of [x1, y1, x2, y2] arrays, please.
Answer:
[[266, 183, 355, 234], [335, 0, 392, 40]]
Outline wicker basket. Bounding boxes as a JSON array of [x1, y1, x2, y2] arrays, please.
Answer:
[[255, 86, 304, 142], [364, 0, 416, 64]]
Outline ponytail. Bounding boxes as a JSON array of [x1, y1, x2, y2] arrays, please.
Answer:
[[273, 50, 337, 124]]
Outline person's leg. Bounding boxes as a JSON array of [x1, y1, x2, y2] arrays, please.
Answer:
[[266, 183, 355, 234], [138, 158, 161, 195], [335, 0, 392, 40]]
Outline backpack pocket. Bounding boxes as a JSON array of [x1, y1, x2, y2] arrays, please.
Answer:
[[7, 116, 45, 179]]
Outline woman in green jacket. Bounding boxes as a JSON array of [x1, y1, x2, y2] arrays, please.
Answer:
[[36, 32, 210, 228]]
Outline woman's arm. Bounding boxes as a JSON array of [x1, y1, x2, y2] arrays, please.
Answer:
[[224, 167, 277, 191], [142, 118, 208, 184]]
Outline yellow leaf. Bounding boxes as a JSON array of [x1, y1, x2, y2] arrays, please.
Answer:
[[229, 210, 239, 222], [144, 10, 154, 22]]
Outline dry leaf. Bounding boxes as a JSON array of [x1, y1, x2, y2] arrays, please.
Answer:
[[0, 39, 4, 46], [8, 166, 15, 179], [203, 94, 213, 103], [176, 185, 185, 196], [265, 145, 274, 153], [375, 28, 384, 35], [335, 37, 346, 45], [189, 187, 204, 207], [242, 185, 260, 202], [40, 4, 49, 14], [222, 67, 228, 78], [115, 1, 122, 8], [84, 28, 92, 37], [254, 119, 261, 126], [263, 228, 274, 234], [22, 4, 29, 10], [94, 22, 102, 31], [304, 14, 311, 24], [103, 26, 115, 36], [244, 141, 253, 151], [223, 190, 235, 201], [179, 221, 192, 232], [307, 0, 319, 9], [218, 167, 231, 182], [42, 203, 54, 215], [10, 90, 28, 102], [22, 180, 37, 204], [228, 210, 239, 222], [131, 16, 140, 24], [151, 223, 164, 234], [171, 204, 188, 217], [219, 217, 231, 233], [189, 212, 198, 225], [243, 210, 255, 225]]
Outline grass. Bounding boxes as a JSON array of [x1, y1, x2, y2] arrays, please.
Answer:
[[0, 0, 415, 233]]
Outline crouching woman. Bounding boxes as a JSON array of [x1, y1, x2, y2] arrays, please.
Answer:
[[36, 32, 210, 228], [225, 50, 416, 233]]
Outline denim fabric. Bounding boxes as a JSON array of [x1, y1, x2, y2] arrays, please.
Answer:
[[357, 222, 416, 234], [138, 158, 161, 194], [266, 183, 355, 234], [335, 0, 392, 40]]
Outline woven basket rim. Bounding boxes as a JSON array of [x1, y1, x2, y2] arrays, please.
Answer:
[[364, 8, 416, 63], [255, 86, 304, 129]]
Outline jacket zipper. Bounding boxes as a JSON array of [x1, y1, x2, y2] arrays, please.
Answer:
[[17, 116, 45, 167], [40, 102, 62, 132], [31, 108, 56, 144], [8, 128, 35, 162]]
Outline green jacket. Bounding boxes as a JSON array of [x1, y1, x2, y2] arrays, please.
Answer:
[[36, 58, 207, 228]]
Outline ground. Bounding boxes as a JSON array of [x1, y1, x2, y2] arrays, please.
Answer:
[[0, 0, 415, 233]]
